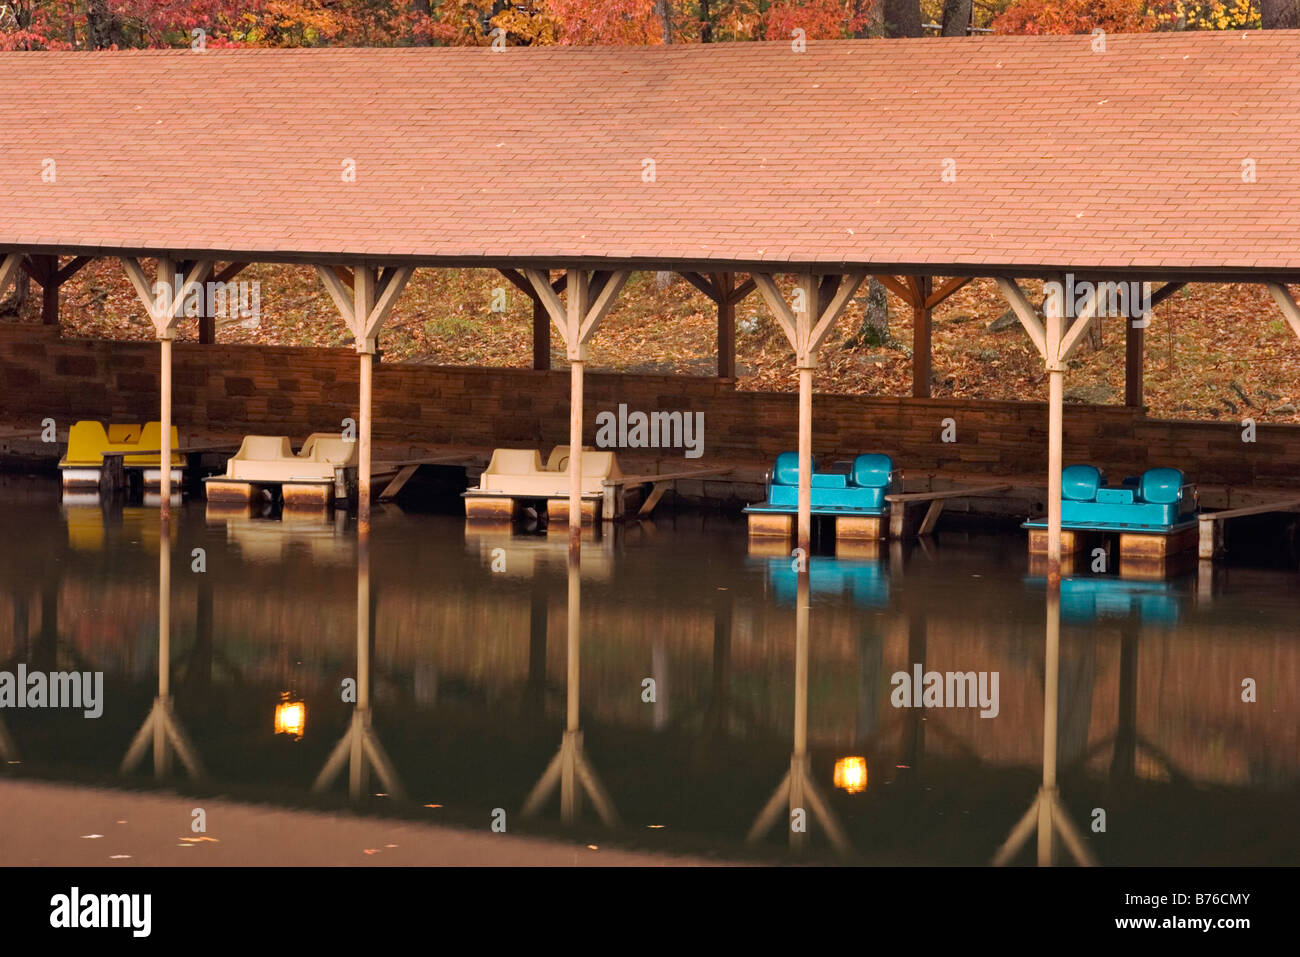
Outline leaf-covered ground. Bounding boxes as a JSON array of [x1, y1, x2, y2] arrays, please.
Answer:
[[34, 260, 1300, 424]]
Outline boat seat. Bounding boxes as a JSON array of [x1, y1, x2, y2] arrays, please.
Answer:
[[1061, 464, 1102, 501], [477, 447, 618, 496], [298, 432, 358, 468], [107, 424, 141, 444], [60, 419, 180, 468], [224, 435, 322, 482], [1139, 467, 1185, 505], [1050, 463, 1195, 530], [759, 451, 893, 514], [544, 445, 599, 473], [131, 422, 182, 467]]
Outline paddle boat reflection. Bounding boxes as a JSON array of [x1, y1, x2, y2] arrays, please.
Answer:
[[63, 501, 178, 553], [1023, 574, 1183, 625], [205, 504, 354, 566], [464, 522, 615, 580], [748, 553, 889, 608]]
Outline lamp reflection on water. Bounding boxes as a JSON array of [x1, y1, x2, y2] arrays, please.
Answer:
[[275, 694, 306, 740], [833, 756, 868, 794]]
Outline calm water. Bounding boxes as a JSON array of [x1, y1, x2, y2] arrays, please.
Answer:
[[0, 474, 1296, 865]]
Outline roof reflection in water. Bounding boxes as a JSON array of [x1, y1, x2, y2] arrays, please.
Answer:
[[0, 481, 1295, 865]]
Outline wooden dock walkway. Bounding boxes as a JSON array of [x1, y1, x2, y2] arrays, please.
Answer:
[[603, 466, 733, 518], [886, 483, 1014, 539], [1197, 496, 1300, 559]]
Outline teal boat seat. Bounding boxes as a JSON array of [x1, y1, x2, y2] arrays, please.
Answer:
[[1062, 464, 1102, 501], [851, 454, 893, 488], [772, 451, 804, 487], [1140, 467, 1184, 505]]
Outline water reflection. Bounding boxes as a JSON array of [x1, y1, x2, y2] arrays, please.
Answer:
[[992, 588, 1096, 866], [119, 514, 206, 781], [0, 479, 1295, 865], [521, 554, 620, 827], [746, 570, 851, 856], [312, 527, 405, 801]]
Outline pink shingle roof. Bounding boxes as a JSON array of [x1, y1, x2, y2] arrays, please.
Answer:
[[1, 32, 1298, 276]]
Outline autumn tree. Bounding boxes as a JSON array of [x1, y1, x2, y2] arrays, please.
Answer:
[[992, 0, 1154, 33]]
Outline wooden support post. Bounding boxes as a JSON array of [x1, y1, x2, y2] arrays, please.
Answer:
[[1125, 312, 1144, 408], [532, 297, 550, 371], [796, 274, 817, 554], [797, 371, 814, 553], [160, 336, 173, 516], [26, 255, 90, 330], [997, 277, 1097, 586], [36, 256, 59, 326], [358, 363, 373, 523], [121, 255, 214, 518], [912, 276, 932, 398], [753, 269, 868, 558], [42, 277, 58, 325], [501, 268, 565, 371], [205, 259, 249, 341], [716, 271, 736, 379], [353, 268, 378, 528], [156, 258, 177, 519], [682, 270, 753, 379], [523, 267, 631, 550], [1046, 306, 1064, 585], [313, 263, 414, 525], [566, 272, 588, 553]]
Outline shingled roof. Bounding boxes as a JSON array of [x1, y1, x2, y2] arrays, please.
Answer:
[[1, 32, 1298, 278]]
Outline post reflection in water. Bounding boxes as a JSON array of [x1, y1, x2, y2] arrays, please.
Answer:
[[521, 548, 620, 828], [747, 568, 850, 857], [120, 513, 206, 781], [313, 524, 406, 802], [992, 585, 1095, 867], [0, 582, 21, 763]]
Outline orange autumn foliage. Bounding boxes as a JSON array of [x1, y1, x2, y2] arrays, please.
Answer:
[[992, 0, 1157, 34]]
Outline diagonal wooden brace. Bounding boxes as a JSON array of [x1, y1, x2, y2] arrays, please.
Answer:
[[524, 268, 629, 360], [121, 256, 214, 339]]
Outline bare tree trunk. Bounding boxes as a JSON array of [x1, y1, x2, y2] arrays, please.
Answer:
[[700, 0, 713, 42], [1261, 0, 1300, 26], [0, 271, 29, 320], [854, 0, 880, 36], [86, 0, 121, 49], [940, 0, 972, 35], [657, 0, 672, 42], [850, 279, 889, 347], [884, 0, 923, 37]]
